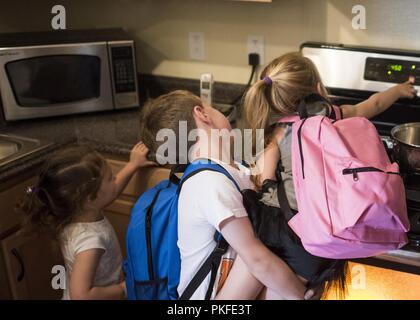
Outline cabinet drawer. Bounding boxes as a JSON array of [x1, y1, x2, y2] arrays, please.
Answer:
[[106, 160, 170, 198], [1, 230, 63, 300], [0, 177, 36, 236]]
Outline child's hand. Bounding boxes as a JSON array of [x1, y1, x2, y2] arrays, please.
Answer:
[[396, 76, 417, 99], [129, 142, 156, 168]]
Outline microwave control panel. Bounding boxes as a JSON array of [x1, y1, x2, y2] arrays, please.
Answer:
[[110, 45, 136, 93]]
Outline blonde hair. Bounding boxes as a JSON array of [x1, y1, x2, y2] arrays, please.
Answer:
[[243, 52, 328, 134]]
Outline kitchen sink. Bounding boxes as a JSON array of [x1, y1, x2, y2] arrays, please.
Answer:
[[0, 134, 53, 167], [0, 139, 21, 160]]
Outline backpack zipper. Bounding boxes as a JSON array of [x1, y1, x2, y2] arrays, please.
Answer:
[[342, 167, 400, 181], [297, 118, 308, 179], [145, 189, 162, 281], [145, 208, 154, 281]]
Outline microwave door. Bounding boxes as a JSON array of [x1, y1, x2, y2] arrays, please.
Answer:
[[0, 42, 113, 121]]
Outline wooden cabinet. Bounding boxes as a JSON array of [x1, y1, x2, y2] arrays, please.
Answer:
[[104, 159, 170, 258], [0, 158, 170, 299], [0, 176, 36, 237], [0, 250, 12, 299], [1, 231, 63, 300], [229, 0, 272, 2], [0, 173, 63, 300]]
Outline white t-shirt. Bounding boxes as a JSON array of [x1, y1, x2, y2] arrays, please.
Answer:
[[177, 158, 254, 300], [60, 217, 123, 300]]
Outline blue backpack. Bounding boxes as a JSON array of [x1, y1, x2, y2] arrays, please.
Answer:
[[124, 160, 240, 300]]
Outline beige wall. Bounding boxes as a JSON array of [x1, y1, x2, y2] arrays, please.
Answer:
[[1, 0, 420, 83]]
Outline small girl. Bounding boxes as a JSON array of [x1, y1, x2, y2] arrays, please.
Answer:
[[241, 52, 416, 297], [19, 143, 155, 300]]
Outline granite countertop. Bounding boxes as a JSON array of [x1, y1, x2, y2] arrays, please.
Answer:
[[0, 74, 245, 184], [0, 108, 142, 184]]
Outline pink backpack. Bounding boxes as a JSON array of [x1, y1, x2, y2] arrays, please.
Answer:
[[278, 94, 409, 259]]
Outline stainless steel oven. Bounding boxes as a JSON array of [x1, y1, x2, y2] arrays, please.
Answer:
[[0, 29, 139, 121]]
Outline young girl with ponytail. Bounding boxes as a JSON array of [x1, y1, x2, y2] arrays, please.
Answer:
[[18, 143, 154, 300], [218, 52, 416, 299]]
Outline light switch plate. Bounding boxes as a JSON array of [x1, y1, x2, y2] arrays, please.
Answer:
[[189, 32, 205, 61]]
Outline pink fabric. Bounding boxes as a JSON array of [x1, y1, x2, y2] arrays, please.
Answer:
[[278, 110, 409, 259]]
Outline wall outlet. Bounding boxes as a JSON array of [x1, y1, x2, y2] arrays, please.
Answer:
[[189, 32, 205, 61], [247, 35, 264, 65]]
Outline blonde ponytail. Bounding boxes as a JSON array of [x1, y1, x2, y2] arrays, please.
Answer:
[[243, 52, 329, 137]]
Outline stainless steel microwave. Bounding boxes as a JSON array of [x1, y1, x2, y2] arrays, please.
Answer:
[[0, 29, 139, 121]]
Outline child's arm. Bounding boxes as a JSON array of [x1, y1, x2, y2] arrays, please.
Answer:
[[69, 249, 126, 300], [113, 142, 156, 198], [254, 126, 286, 187], [219, 216, 307, 300], [341, 77, 417, 119]]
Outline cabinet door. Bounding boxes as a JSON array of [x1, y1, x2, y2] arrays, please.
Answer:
[[1, 231, 64, 300], [0, 252, 12, 299], [0, 176, 36, 236]]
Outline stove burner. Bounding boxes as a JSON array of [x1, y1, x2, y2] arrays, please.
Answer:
[[407, 189, 420, 205], [404, 173, 420, 191], [405, 233, 420, 251]]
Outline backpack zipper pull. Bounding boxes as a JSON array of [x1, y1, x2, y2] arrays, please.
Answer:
[[352, 170, 359, 181], [343, 168, 360, 181]]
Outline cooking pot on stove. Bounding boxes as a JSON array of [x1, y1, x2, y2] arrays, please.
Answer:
[[390, 122, 420, 176]]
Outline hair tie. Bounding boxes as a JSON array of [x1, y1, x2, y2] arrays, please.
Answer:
[[26, 186, 39, 195], [263, 76, 272, 86]]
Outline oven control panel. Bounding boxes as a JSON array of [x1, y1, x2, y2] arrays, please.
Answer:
[[364, 57, 420, 85]]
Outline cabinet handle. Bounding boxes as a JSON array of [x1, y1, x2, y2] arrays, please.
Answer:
[[11, 248, 25, 282]]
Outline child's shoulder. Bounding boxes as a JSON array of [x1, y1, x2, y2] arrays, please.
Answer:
[[61, 219, 111, 245], [60, 219, 112, 255], [181, 160, 253, 193]]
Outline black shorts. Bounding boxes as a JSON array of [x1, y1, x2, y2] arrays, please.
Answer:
[[242, 189, 341, 287]]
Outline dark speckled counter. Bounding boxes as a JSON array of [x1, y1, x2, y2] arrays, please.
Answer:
[[0, 108, 141, 183], [0, 74, 245, 184]]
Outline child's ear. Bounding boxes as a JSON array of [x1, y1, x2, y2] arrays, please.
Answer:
[[192, 105, 211, 126]]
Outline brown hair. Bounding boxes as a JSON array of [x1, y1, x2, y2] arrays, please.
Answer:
[[17, 145, 107, 237], [243, 52, 329, 136], [139, 90, 202, 165]]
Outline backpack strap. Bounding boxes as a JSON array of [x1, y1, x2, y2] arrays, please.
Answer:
[[275, 162, 296, 222], [177, 160, 240, 300], [169, 164, 189, 185], [179, 233, 229, 300], [329, 105, 343, 121], [277, 94, 339, 124], [177, 159, 241, 193]]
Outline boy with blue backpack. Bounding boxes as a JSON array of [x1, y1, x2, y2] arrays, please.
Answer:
[[125, 90, 314, 300]]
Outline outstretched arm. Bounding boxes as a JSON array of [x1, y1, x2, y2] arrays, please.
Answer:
[[341, 77, 417, 119]]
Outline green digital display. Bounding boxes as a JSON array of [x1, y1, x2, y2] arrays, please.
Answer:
[[365, 57, 419, 84], [389, 64, 403, 72]]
